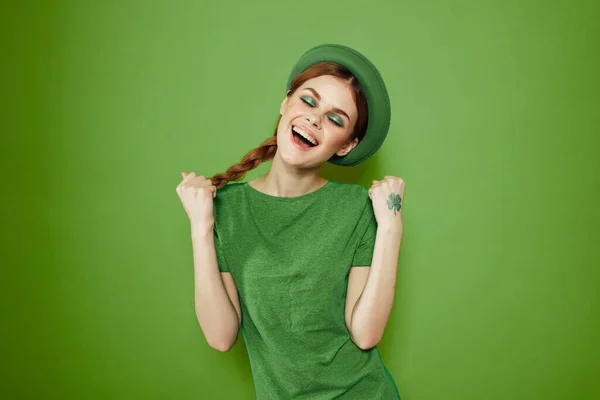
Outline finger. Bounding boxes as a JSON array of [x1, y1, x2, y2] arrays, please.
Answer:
[[191, 175, 208, 187], [193, 178, 214, 190], [371, 181, 383, 190], [184, 172, 196, 183], [177, 172, 188, 190], [383, 176, 402, 187], [180, 172, 196, 188]]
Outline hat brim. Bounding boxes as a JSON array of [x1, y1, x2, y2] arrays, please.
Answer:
[[286, 44, 391, 167]]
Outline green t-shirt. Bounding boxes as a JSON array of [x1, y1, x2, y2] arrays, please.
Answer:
[[213, 180, 401, 399]]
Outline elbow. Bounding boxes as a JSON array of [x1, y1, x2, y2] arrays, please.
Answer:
[[200, 322, 238, 352], [209, 336, 237, 352], [211, 342, 234, 352], [196, 311, 240, 353], [356, 338, 378, 351], [351, 330, 381, 350], [207, 327, 238, 352]]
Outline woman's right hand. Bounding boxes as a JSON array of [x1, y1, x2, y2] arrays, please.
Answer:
[[176, 172, 217, 227]]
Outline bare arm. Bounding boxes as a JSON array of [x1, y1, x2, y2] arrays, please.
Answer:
[[191, 223, 241, 352], [347, 225, 403, 350]]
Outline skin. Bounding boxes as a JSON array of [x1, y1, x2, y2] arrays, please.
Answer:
[[180, 75, 406, 351], [248, 74, 360, 198]]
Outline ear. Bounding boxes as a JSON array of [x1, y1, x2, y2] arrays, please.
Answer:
[[335, 137, 359, 157], [280, 90, 291, 115]]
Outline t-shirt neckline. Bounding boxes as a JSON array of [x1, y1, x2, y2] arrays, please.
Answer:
[[243, 180, 334, 201]]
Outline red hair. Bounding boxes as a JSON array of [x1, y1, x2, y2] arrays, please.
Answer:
[[209, 62, 368, 189]]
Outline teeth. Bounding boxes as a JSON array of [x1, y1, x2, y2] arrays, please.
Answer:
[[292, 126, 318, 146]]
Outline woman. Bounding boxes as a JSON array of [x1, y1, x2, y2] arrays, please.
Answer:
[[177, 44, 405, 399]]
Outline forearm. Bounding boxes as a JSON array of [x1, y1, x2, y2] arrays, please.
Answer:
[[191, 223, 239, 351], [349, 225, 403, 349]]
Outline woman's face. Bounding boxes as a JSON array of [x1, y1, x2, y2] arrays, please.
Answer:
[[276, 75, 359, 168]]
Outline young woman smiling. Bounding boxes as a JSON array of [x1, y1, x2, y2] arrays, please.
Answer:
[[177, 44, 405, 399]]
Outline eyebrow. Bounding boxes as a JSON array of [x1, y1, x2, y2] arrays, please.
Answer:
[[304, 87, 351, 122]]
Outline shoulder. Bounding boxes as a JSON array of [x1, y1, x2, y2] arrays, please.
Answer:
[[213, 181, 247, 209], [328, 180, 368, 194], [327, 181, 371, 214], [215, 181, 246, 197], [327, 181, 371, 206]]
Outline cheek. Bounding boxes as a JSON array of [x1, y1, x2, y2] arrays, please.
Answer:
[[287, 96, 313, 113], [285, 102, 306, 117], [331, 136, 348, 149], [320, 128, 348, 148]]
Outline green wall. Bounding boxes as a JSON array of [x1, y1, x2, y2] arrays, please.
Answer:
[[2, 1, 598, 399]]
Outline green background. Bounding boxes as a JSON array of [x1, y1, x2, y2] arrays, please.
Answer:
[[2, 0, 598, 399]]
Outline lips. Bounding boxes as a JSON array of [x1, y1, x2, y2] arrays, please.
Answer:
[[290, 125, 317, 150], [292, 124, 320, 145]]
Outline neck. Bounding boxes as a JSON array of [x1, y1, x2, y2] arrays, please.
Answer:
[[251, 153, 327, 197]]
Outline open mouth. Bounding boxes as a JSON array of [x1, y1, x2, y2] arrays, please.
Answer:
[[291, 125, 318, 149]]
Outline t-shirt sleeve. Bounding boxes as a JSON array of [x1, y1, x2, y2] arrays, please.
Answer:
[[213, 223, 230, 273], [351, 198, 378, 267]]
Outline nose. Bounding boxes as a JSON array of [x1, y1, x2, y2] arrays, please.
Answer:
[[306, 113, 322, 129]]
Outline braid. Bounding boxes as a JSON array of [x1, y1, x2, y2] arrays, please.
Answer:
[[209, 132, 278, 189], [209, 61, 368, 190]]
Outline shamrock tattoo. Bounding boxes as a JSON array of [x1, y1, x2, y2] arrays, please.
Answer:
[[387, 193, 402, 216]]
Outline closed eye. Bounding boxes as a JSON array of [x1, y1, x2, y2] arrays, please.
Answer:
[[328, 114, 343, 127], [301, 95, 316, 107], [302, 96, 344, 127]]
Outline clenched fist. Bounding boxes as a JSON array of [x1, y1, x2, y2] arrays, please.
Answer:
[[176, 172, 217, 228], [368, 175, 405, 233]]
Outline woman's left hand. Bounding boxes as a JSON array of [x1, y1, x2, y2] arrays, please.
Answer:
[[368, 176, 405, 232]]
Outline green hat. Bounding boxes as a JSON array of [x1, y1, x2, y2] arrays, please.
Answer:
[[286, 43, 391, 167]]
